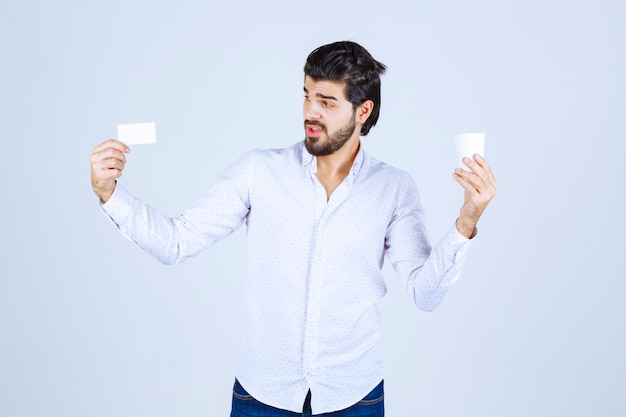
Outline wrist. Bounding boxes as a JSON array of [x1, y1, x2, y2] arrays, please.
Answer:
[[456, 218, 477, 239], [95, 181, 116, 204]]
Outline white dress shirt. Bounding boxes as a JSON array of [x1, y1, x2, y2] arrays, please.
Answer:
[[101, 141, 473, 414]]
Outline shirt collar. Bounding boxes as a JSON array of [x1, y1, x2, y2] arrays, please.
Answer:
[[301, 141, 365, 178]]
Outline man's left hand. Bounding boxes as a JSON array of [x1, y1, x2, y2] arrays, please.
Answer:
[[453, 154, 497, 238]]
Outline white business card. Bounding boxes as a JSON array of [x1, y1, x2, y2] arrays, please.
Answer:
[[117, 122, 157, 145]]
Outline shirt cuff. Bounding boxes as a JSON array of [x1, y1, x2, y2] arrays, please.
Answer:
[[441, 223, 474, 263], [99, 182, 135, 225]]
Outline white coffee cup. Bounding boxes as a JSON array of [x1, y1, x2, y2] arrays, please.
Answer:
[[454, 132, 485, 169]]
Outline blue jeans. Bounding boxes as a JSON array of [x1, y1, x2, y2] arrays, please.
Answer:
[[230, 379, 384, 417]]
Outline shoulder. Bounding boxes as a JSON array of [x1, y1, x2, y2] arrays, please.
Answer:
[[217, 142, 303, 190], [241, 142, 303, 165], [359, 151, 421, 209], [362, 151, 416, 188], [223, 142, 303, 182]]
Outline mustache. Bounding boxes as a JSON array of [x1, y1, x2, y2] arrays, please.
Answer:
[[304, 120, 326, 130]]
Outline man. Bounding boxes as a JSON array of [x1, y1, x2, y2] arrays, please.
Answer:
[[91, 41, 496, 417]]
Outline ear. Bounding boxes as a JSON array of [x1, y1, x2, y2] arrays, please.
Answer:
[[355, 100, 374, 125]]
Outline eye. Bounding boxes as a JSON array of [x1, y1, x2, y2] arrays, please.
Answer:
[[304, 94, 310, 101], [323, 101, 333, 108]]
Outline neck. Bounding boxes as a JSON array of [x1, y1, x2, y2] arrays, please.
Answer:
[[316, 134, 361, 177]]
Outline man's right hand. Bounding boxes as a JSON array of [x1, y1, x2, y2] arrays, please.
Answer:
[[90, 139, 130, 203]]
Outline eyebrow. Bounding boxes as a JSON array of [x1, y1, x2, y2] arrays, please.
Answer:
[[303, 87, 338, 101]]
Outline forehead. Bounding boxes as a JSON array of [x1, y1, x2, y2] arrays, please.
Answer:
[[304, 76, 349, 101]]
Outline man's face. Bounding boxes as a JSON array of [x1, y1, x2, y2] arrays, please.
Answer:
[[303, 76, 357, 156]]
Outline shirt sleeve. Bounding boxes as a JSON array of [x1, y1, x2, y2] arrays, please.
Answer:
[[100, 151, 254, 265], [384, 174, 472, 311]]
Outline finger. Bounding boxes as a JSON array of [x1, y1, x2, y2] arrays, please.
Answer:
[[453, 171, 479, 196], [91, 154, 125, 183], [92, 139, 130, 154], [94, 159, 125, 178], [96, 157, 125, 172], [95, 167, 124, 181], [92, 139, 129, 153], [472, 154, 497, 189], [462, 156, 486, 176], [455, 167, 486, 192], [91, 147, 128, 165], [462, 156, 497, 194], [454, 172, 495, 210]]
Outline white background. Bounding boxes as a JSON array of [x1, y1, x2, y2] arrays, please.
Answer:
[[1, 0, 624, 415]]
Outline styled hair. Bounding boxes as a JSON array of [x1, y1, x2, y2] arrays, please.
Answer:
[[304, 41, 386, 136]]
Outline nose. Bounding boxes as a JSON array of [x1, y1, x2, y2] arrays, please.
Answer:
[[303, 99, 321, 121]]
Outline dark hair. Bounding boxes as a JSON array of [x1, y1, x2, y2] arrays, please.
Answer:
[[304, 41, 386, 136]]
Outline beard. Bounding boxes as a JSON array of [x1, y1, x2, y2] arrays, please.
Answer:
[[304, 114, 357, 156]]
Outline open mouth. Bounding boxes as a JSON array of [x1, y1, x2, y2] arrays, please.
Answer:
[[305, 124, 324, 137]]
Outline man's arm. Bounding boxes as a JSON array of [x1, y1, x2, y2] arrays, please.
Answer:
[[90, 139, 252, 265], [385, 188, 471, 312], [385, 157, 496, 311]]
